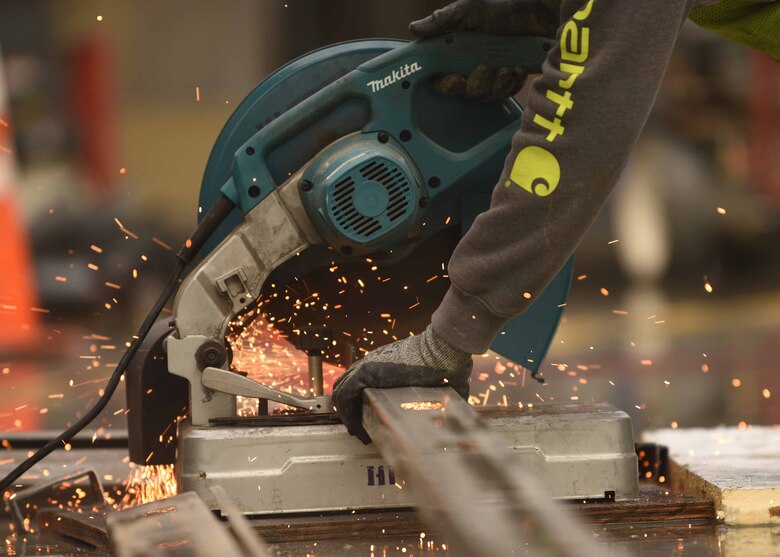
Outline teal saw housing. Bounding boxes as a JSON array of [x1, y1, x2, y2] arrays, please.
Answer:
[[198, 32, 573, 374]]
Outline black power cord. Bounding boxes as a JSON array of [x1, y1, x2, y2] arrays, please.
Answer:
[[0, 196, 235, 493]]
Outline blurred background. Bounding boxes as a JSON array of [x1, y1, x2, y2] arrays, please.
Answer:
[[0, 0, 778, 439]]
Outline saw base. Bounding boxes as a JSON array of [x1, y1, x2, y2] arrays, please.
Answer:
[[176, 401, 638, 515]]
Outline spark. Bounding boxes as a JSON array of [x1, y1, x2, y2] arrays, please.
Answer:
[[54, 275, 66, 283], [612, 309, 628, 315], [600, 288, 609, 296], [96, 15, 103, 21], [401, 402, 444, 411], [671, 421, 678, 429], [195, 86, 201, 102], [90, 245, 103, 253], [607, 239, 620, 245], [703, 276, 713, 293], [114, 217, 139, 239], [716, 207, 726, 215], [763, 388, 771, 399], [121, 464, 177, 507], [640, 359, 653, 366], [731, 378, 741, 388], [119, 167, 127, 175]]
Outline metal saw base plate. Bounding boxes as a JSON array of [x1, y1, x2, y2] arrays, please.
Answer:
[[176, 402, 638, 515]]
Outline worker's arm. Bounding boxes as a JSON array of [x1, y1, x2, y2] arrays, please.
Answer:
[[428, 0, 778, 355], [431, 0, 699, 353]]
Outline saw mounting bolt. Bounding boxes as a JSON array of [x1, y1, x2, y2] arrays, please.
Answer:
[[196, 341, 228, 371], [299, 179, 313, 192]]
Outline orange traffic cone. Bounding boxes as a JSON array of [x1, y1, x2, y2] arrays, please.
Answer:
[[0, 44, 40, 353]]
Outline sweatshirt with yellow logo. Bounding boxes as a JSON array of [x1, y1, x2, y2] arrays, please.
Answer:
[[432, 0, 778, 353]]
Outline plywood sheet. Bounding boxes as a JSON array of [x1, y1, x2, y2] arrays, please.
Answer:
[[643, 426, 780, 525]]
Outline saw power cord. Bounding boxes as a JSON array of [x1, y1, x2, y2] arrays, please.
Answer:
[[0, 196, 235, 494]]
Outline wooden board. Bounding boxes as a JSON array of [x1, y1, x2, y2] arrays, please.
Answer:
[[249, 486, 713, 544], [643, 426, 780, 526]]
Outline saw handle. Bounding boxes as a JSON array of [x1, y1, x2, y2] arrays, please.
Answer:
[[226, 31, 553, 213]]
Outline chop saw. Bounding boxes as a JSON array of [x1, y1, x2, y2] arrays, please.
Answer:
[[124, 32, 639, 515]]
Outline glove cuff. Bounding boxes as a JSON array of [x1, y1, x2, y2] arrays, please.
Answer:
[[431, 285, 508, 355]]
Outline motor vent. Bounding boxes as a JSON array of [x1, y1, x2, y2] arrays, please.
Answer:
[[359, 160, 411, 223], [301, 135, 423, 255], [329, 160, 413, 243]]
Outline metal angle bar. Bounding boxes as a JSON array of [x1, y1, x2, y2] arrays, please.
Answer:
[[362, 387, 609, 557], [105, 491, 269, 557], [7, 469, 105, 533]]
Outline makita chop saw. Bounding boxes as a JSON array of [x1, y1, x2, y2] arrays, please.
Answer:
[[114, 31, 639, 515]]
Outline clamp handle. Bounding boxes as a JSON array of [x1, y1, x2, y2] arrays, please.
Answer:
[[201, 367, 332, 414]]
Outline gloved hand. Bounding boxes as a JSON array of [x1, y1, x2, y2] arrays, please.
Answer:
[[410, 0, 560, 102], [332, 325, 473, 444]]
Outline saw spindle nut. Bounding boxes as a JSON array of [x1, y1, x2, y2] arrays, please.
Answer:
[[300, 179, 313, 192], [195, 341, 228, 370]]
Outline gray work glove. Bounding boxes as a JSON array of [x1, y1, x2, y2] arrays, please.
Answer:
[[332, 325, 472, 444], [410, 0, 561, 102]]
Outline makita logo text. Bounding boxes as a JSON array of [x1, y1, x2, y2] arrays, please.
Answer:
[[367, 62, 422, 92]]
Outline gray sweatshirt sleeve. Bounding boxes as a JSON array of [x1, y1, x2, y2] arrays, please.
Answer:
[[431, 0, 698, 354]]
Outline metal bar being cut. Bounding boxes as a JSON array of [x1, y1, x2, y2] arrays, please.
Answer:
[[362, 387, 609, 557]]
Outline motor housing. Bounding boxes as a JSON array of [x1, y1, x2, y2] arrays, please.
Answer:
[[300, 134, 425, 256]]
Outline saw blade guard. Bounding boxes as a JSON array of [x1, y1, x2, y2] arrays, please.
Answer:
[[175, 32, 571, 424]]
